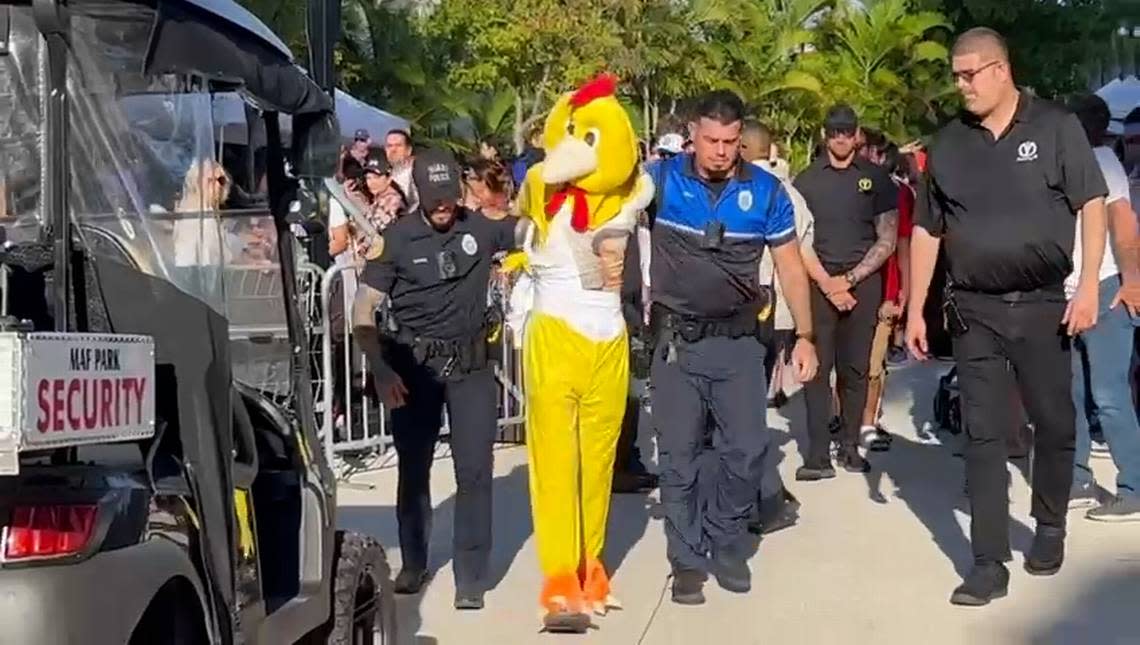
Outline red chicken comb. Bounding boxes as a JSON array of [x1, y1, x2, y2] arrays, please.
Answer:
[[569, 74, 618, 108]]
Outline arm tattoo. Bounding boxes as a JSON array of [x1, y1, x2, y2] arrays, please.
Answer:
[[850, 209, 898, 283]]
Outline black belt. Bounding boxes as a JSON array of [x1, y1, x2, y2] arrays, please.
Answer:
[[953, 283, 1065, 304], [387, 328, 488, 378], [650, 304, 758, 344]]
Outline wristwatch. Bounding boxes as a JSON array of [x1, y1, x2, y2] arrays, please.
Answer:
[[795, 330, 815, 344], [844, 271, 857, 287]]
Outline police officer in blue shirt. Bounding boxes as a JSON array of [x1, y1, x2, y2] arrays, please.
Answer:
[[647, 90, 819, 605]]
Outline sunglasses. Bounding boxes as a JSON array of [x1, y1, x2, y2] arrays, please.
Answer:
[[951, 60, 1000, 84], [826, 126, 857, 138]]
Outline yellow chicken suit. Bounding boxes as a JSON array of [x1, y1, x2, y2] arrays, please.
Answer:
[[507, 74, 654, 633]]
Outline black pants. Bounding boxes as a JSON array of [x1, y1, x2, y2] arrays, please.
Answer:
[[652, 334, 771, 572], [389, 350, 498, 592], [953, 290, 1074, 563], [803, 274, 881, 466], [615, 392, 648, 474]]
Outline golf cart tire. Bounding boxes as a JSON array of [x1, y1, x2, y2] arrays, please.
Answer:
[[323, 531, 397, 645]]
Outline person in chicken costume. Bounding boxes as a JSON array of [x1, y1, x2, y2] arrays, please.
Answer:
[[505, 73, 654, 633]]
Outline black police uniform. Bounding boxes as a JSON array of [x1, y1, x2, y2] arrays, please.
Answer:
[[918, 91, 1107, 565], [359, 179, 518, 597], [647, 153, 796, 578], [794, 155, 897, 469]]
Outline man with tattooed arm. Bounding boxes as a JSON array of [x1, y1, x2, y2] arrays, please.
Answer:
[[792, 104, 899, 479]]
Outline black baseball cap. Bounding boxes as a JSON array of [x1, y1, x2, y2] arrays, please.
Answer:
[[353, 128, 370, 141], [824, 104, 859, 133], [413, 148, 462, 212], [362, 156, 391, 176]]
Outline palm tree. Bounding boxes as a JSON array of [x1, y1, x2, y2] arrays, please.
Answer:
[[805, 0, 952, 142]]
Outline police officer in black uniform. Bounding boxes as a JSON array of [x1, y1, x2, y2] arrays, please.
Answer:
[[907, 28, 1108, 606], [352, 149, 526, 610], [793, 104, 899, 479], [647, 90, 818, 605]]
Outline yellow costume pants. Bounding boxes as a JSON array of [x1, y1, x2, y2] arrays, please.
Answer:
[[524, 312, 628, 611]]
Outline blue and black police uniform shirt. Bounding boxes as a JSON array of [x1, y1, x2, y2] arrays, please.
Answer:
[[360, 208, 517, 340], [793, 155, 897, 276], [647, 154, 797, 319], [916, 90, 1108, 294]]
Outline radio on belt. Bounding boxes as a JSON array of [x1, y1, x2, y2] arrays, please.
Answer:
[[0, 332, 156, 476]]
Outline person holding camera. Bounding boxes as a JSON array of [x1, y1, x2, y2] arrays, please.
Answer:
[[350, 149, 528, 610]]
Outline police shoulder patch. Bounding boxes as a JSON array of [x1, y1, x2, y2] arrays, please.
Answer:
[[461, 233, 478, 256], [737, 189, 754, 211]]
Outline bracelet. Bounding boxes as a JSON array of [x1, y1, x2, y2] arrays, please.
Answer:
[[795, 331, 815, 344]]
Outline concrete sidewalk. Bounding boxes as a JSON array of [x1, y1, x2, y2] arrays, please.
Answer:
[[337, 361, 1140, 645]]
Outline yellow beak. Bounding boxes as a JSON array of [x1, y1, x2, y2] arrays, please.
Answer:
[[541, 136, 598, 185]]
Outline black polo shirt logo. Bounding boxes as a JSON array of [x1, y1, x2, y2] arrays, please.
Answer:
[[1016, 140, 1038, 163], [857, 177, 873, 193]]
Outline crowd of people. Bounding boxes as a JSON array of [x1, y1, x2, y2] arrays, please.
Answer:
[[317, 25, 1140, 624]]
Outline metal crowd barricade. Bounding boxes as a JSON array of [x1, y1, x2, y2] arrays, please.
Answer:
[[313, 262, 527, 482]]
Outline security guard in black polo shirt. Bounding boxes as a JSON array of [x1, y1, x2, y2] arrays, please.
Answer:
[[906, 28, 1108, 606], [647, 90, 818, 605], [793, 104, 899, 479], [352, 148, 525, 610]]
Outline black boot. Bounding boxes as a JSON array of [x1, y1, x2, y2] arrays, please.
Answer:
[[393, 568, 430, 595], [671, 569, 706, 605], [711, 552, 751, 593], [1025, 525, 1066, 576], [950, 562, 1009, 606], [454, 588, 485, 610]]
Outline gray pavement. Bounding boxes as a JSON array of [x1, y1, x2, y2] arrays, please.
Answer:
[[337, 360, 1140, 645]]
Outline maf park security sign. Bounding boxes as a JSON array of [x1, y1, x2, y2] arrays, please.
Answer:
[[0, 333, 155, 474]]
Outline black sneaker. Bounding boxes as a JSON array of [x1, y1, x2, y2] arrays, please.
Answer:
[[795, 463, 836, 481], [454, 589, 485, 610], [1024, 525, 1066, 576], [1086, 494, 1140, 522], [838, 448, 871, 473], [950, 562, 1009, 606], [671, 569, 706, 605], [393, 568, 429, 594], [711, 553, 751, 593]]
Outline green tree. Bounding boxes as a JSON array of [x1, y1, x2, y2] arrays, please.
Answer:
[[916, 0, 1119, 98], [806, 0, 952, 141]]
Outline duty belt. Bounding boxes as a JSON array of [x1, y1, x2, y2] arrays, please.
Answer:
[[650, 305, 759, 344], [387, 327, 488, 378]]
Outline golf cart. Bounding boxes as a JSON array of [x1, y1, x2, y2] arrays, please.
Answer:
[[0, 0, 396, 642]]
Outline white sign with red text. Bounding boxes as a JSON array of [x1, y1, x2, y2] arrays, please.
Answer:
[[0, 333, 155, 474]]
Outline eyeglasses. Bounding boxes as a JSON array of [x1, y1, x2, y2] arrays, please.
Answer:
[[952, 60, 1000, 84], [826, 127, 857, 139]]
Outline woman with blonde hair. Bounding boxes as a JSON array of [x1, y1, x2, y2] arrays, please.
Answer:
[[172, 158, 233, 266]]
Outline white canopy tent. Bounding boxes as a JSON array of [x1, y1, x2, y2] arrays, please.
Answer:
[[1096, 75, 1140, 135], [120, 89, 411, 148]]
